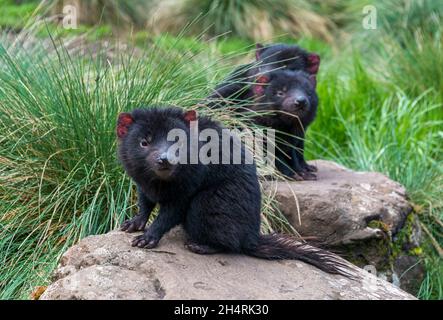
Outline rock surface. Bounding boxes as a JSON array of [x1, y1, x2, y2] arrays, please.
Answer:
[[263, 160, 412, 244], [41, 228, 415, 300], [263, 160, 423, 293]]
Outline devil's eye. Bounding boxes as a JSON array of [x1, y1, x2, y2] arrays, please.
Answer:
[[276, 91, 285, 97], [140, 137, 151, 148]]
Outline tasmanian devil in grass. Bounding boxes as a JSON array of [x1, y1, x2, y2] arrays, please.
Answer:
[[207, 43, 320, 106], [116, 107, 355, 277], [249, 69, 319, 180]]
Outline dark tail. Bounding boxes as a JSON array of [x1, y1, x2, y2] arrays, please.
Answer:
[[245, 234, 359, 279]]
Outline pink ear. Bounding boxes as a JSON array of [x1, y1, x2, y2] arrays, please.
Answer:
[[255, 43, 264, 60], [117, 112, 134, 138], [309, 75, 317, 88], [253, 75, 269, 96], [253, 85, 265, 96], [307, 53, 320, 74], [256, 75, 270, 84], [184, 110, 197, 122]]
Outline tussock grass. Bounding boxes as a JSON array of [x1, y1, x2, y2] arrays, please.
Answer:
[[0, 30, 290, 299], [178, 0, 335, 42], [43, 0, 336, 42], [0, 32, 211, 298], [48, 0, 152, 27]]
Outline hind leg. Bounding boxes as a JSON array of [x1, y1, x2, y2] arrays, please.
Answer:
[[184, 181, 261, 254], [185, 240, 223, 255]]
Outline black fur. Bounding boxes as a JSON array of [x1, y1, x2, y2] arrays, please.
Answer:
[[117, 107, 355, 278], [250, 70, 319, 180], [207, 43, 320, 107]]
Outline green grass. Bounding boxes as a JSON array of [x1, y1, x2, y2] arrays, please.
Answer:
[[377, 30, 443, 103], [47, 0, 152, 27], [0, 0, 115, 40], [39, 23, 113, 40], [180, 0, 334, 42], [0, 0, 338, 42], [0, 32, 220, 299], [0, 0, 40, 30]]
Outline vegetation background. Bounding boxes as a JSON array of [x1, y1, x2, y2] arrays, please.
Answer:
[[0, 0, 441, 299]]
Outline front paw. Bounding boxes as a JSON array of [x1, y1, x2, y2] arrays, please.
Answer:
[[131, 231, 160, 249], [299, 171, 317, 180], [289, 171, 317, 181], [304, 164, 317, 172], [121, 214, 148, 233], [289, 172, 304, 181]]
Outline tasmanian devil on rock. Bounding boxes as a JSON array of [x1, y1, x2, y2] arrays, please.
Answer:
[[116, 107, 355, 277], [207, 43, 320, 107], [248, 69, 319, 180]]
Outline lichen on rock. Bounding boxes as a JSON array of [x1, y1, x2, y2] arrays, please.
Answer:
[[262, 160, 424, 294]]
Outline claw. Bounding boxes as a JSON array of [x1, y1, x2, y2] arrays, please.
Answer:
[[288, 170, 317, 181], [144, 240, 159, 249], [305, 164, 317, 172], [289, 173, 304, 181], [132, 233, 159, 249], [300, 171, 317, 180], [121, 214, 147, 233]]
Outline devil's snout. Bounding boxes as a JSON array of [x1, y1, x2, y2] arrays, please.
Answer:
[[293, 95, 309, 108], [283, 92, 309, 112], [156, 152, 169, 165]]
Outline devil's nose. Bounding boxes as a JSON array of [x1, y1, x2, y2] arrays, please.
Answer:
[[157, 153, 169, 164], [294, 96, 309, 107]]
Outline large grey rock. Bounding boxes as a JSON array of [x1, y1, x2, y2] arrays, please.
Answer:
[[263, 160, 423, 293], [41, 228, 415, 300]]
